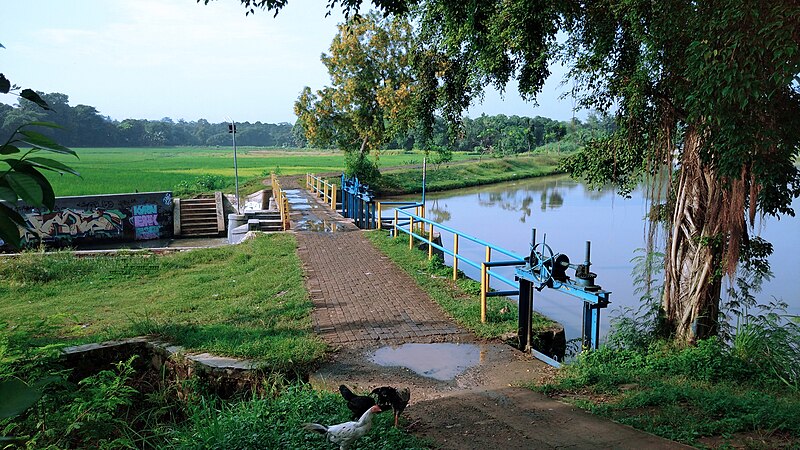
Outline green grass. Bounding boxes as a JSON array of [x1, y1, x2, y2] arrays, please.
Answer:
[[376, 154, 563, 195], [33, 147, 478, 197], [171, 384, 431, 449], [364, 230, 553, 339], [532, 339, 800, 447], [0, 234, 325, 371]]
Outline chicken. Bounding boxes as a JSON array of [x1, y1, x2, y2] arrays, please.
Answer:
[[371, 386, 410, 428], [302, 404, 381, 450], [338, 384, 377, 420]]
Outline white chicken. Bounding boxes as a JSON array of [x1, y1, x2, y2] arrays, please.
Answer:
[[302, 404, 381, 450]]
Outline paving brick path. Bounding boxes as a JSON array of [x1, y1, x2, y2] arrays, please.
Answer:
[[282, 176, 690, 449], [298, 232, 472, 347], [285, 177, 472, 347]]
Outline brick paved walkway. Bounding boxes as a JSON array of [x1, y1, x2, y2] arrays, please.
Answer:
[[285, 177, 472, 347]]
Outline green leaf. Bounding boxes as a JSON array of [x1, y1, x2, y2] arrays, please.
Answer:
[[27, 121, 63, 129], [5, 171, 43, 206], [19, 89, 51, 110], [17, 130, 76, 156], [0, 73, 9, 94], [26, 166, 55, 209], [26, 157, 81, 176], [0, 379, 43, 419], [0, 203, 26, 248], [0, 186, 16, 203], [0, 201, 26, 227], [0, 144, 20, 155]]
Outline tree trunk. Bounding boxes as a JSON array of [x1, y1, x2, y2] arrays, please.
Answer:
[[662, 127, 724, 344]]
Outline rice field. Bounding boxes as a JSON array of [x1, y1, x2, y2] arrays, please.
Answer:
[[39, 147, 466, 196]]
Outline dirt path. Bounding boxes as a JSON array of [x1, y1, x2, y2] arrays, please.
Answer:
[[286, 178, 689, 449]]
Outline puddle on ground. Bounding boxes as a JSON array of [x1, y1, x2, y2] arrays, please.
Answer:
[[370, 343, 480, 381], [295, 219, 344, 232]]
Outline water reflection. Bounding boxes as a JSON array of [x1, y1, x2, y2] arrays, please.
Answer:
[[426, 199, 451, 223], [386, 174, 799, 344]]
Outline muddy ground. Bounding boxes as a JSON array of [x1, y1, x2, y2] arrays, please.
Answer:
[[310, 340, 687, 449]]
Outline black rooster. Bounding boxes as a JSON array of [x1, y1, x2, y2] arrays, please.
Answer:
[[338, 384, 377, 420], [371, 386, 410, 428]]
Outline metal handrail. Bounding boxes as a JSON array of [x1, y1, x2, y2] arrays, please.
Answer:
[[306, 173, 338, 210], [270, 174, 290, 231], [387, 205, 525, 323]]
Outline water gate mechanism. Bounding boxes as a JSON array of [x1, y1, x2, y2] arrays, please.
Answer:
[[515, 229, 611, 365]]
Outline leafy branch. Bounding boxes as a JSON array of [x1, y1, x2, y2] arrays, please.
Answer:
[[0, 43, 80, 248]]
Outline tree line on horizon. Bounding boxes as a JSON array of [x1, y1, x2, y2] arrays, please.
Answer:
[[0, 91, 612, 153]]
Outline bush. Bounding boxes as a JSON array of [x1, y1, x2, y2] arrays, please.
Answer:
[[173, 174, 229, 195]]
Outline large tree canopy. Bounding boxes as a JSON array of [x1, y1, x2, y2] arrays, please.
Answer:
[[221, 0, 800, 344]]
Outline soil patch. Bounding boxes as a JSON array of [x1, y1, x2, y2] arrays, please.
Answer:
[[310, 341, 688, 449]]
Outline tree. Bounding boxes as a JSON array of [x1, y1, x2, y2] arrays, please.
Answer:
[[293, 12, 417, 183], [216, 0, 800, 344], [414, 0, 800, 344]]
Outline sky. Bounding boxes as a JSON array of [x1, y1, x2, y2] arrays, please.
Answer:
[[2, 0, 582, 124]]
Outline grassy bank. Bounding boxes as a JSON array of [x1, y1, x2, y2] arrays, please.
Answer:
[[364, 230, 553, 339], [375, 154, 563, 196], [0, 233, 431, 448], [532, 334, 800, 448], [0, 234, 325, 371]]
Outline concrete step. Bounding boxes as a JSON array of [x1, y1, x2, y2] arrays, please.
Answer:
[[178, 194, 224, 236]]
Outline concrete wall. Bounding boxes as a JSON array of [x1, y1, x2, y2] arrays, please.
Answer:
[[12, 191, 174, 247]]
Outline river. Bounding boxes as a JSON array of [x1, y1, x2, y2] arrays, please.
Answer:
[[385, 174, 800, 344]]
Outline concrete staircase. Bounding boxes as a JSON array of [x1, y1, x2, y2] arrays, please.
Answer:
[[175, 193, 225, 236], [245, 210, 283, 232]]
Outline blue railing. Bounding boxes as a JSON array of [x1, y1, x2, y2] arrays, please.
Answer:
[[385, 204, 525, 323]]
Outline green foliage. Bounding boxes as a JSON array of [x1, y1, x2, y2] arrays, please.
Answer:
[[0, 121, 80, 248], [0, 234, 326, 368], [0, 378, 43, 419], [0, 98, 300, 148], [1, 53, 80, 248], [535, 339, 800, 445], [376, 155, 562, 196], [62, 356, 140, 448], [174, 173, 229, 195], [605, 249, 665, 350], [173, 384, 430, 449], [344, 152, 381, 186], [294, 12, 418, 180]]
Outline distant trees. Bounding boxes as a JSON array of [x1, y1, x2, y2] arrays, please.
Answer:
[[0, 94, 301, 148]]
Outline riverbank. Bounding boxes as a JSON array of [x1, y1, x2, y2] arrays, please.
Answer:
[[374, 154, 564, 196]]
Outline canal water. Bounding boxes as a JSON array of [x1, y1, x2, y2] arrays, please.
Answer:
[[385, 174, 799, 344]]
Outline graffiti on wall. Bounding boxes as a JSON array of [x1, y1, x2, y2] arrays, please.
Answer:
[[21, 208, 126, 245], [7, 191, 174, 248], [132, 204, 160, 240]]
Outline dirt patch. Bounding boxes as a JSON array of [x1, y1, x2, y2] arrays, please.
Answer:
[[310, 341, 688, 449]]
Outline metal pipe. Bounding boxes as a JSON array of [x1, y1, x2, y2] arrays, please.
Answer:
[[428, 222, 434, 259], [585, 240, 592, 267], [421, 157, 427, 206], [480, 262, 487, 323], [453, 234, 459, 280], [409, 216, 414, 249], [228, 119, 240, 214]]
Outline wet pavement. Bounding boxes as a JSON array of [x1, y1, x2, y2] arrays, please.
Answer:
[[371, 343, 481, 381]]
